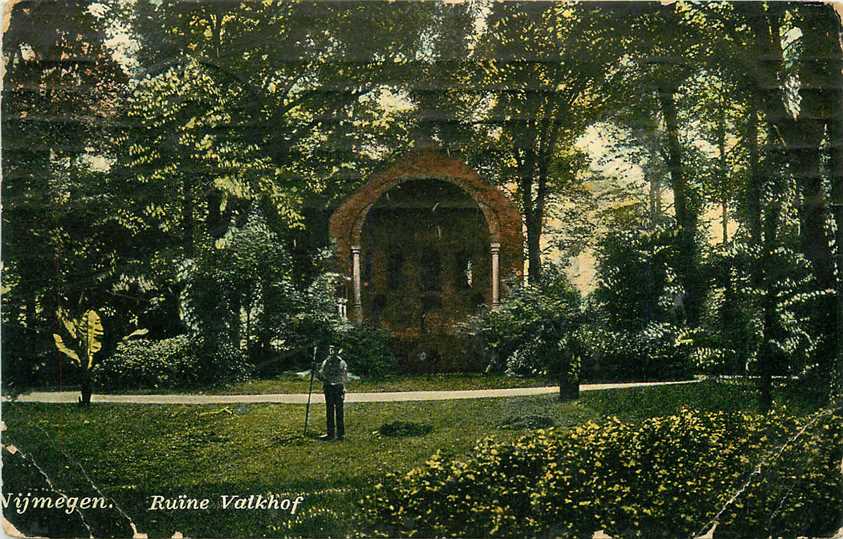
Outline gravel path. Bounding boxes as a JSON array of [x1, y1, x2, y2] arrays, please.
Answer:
[[6, 379, 700, 404]]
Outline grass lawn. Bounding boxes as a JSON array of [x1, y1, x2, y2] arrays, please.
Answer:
[[1, 379, 823, 538]]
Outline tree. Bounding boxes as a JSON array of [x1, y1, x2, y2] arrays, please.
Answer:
[[742, 3, 840, 396], [614, 3, 715, 327], [470, 2, 625, 281], [180, 214, 298, 368], [462, 263, 583, 399], [593, 214, 678, 333], [2, 0, 127, 388], [682, 0, 842, 400]]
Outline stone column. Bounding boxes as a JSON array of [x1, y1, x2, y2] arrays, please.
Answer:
[[490, 242, 500, 308], [351, 245, 363, 323]]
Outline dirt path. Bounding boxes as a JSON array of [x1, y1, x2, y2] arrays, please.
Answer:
[[6, 379, 700, 404]]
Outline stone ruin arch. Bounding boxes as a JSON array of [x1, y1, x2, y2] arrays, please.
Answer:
[[329, 149, 523, 323]]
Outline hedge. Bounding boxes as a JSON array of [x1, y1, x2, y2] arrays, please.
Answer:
[[93, 335, 252, 390], [358, 407, 842, 538]]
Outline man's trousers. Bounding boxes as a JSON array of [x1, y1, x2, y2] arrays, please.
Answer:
[[323, 384, 345, 438]]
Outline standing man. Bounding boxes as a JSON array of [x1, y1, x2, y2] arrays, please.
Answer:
[[316, 344, 348, 441]]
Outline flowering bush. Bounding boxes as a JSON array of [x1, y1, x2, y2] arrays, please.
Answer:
[[358, 407, 842, 538]]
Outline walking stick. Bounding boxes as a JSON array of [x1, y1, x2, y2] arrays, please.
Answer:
[[304, 346, 317, 435]]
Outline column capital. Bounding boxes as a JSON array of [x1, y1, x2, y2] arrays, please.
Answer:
[[351, 245, 361, 254], [489, 242, 501, 253]]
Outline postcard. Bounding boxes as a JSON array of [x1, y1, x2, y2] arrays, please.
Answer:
[[2, 1, 842, 537]]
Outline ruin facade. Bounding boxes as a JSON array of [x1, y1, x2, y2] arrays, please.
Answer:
[[329, 149, 523, 366]]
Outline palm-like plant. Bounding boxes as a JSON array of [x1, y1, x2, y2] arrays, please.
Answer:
[[53, 308, 146, 405]]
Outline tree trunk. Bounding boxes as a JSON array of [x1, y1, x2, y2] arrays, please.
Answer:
[[834, 158, 843, 400], [526, 211, 543, 284], [758, 122, 786, 412], [794, 148, 835, 291], [648, 171, 660, 227], [717, 107, 736, 371], [750, 4, 835, 291], [794, 144, 838, 387], [519, 149, 543, 284], [559, 340, 580, 401], [558, 369, 579, 401], [657, 86, 702, 326], [746, 103, 762, 248], [718, 99, 730, 245], [745, 103, 764, 380], [746, 3, 838, 387], [207, 187, 227, 239], [745, 104, 776, 408], [79, 367, 92, 407], [759, 153, 784, 412], [758, 289, 775, 412]]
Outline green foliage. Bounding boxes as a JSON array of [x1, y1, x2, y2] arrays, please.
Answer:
[[359, 407, 842, 538], [585, 214, 702, 381], [93, 335, 252, 390], [51, 308, 148, 402], [204, 340, 254, 386], [5, 0, 840, 407], [123, 58, 305, 232], [181, 213, 297, 363], [593, 220, 679, 332], [335, 324, 398, 379], [93, 335, 198, 390], [700, 241, 831, 378], [2, 0, 129, 383], [287, 263, 346, 357], [52, 308, 103, 370], [462, 266, 582, 378], [470, 2, 626, 276], [579, 322, 694, 381]]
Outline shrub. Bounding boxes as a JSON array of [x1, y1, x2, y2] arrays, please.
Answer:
[[336, 324, 397, 379], [201, 340, 253, 386], [700, 241, 831, 379], [504, 337, 558, 377], [399, 333, 481, 373], [579, 322, 693, 381], [461, 265, 582, 378], [592, 220, 678, 332], [94, 335, 253, 390], [180, 214, 300, 365], [93, 335, 199, 390], [358, 407, 842, 538]]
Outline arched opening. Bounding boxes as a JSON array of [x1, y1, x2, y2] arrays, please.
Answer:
[[329, 149, 523, 331], [360, 179, 491, 337]]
